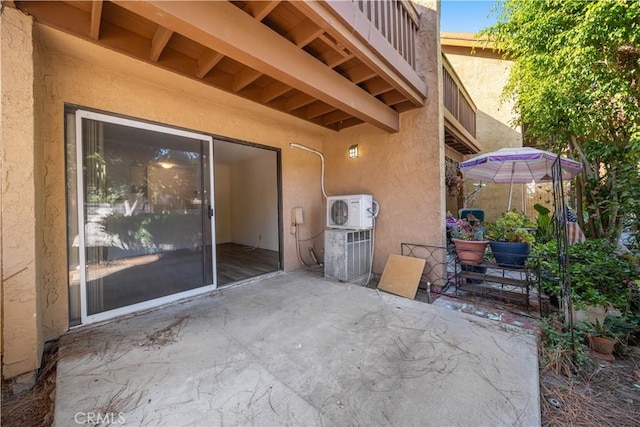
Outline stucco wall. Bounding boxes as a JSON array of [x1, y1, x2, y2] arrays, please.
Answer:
[[323, 1, 444, 274], [1, 7, 44, 379], [443, 45, 523, 221], [230, 153, 279, 251], [214, 164, 232, 243], [34, 25, 328, 344]]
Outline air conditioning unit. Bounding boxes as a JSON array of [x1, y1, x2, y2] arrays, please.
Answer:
[[324, 229, 372, 282], [326, 194, 373, 230]]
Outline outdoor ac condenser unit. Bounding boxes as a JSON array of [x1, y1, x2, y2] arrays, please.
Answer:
[[324, 229, 371, 282], [326, 194, 373, 230]]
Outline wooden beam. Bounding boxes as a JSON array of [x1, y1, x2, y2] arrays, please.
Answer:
[[306, 102, 336, 119], [262, 81, 292, 103], [441, 32, 495, 51], [15, 1, 90, 37], [233, 67, 262, 92], [286, 19, 324, 47], [89, 0, 103, 40], [319, 34, 350, 58], [197, 49, 224, 78], [343, 64, 377, 84], [336, 117, 364, 130], [113, 0, 399, 132], [285, 93, 315, 112], [394, 100, 416, 113], [319, 50, 353, 68], [379, 91, 407, 106], [362, 78, 394, 96], [150, 25, 173, 62], [244, 0, 280, 21], [323, 110, 351, 126], [445, 145, 465, 163]]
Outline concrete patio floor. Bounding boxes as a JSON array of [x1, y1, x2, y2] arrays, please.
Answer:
[[54, 271, 540, 426]]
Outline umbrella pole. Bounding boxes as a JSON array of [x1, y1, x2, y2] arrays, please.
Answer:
[[507, 162, 515, 211]]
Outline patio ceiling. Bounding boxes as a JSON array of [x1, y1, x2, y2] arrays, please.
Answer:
[[14, 0, 429, 133]]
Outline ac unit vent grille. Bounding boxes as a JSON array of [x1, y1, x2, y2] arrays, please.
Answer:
[[324, 229, 371, 282], [326, 194, 373, 230], [330, 200, 349, 226]]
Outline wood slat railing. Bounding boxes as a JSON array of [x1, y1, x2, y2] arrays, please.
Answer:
[[443, 55, 476, 138], [354, 0, 419, 70]]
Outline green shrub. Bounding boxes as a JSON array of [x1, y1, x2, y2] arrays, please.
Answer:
[[533, 203, 555, 244], [528, 239, 640, 311], [539, 315, 591, 376]]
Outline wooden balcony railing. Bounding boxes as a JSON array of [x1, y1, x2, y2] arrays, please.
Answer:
[[353, 0, 419, 70], [443, 55, 476, 138]]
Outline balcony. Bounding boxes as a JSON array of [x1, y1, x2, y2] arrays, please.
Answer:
[[14, 0, 428, 133], [442, 54, 480, 156]]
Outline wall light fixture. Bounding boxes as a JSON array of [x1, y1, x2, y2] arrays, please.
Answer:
[[348, 144, 359, 159]]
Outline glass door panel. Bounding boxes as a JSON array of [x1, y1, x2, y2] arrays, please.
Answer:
[[76, 112, 214, 319]]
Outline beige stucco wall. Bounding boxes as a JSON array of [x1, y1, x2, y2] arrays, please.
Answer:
[[443, 45, 523, 221], [323, 1, 444, 274], [1, 7, 45, 379], [36, 26, 331, 342], [214, 164, 232, 243], [230, 153, 279, 251]]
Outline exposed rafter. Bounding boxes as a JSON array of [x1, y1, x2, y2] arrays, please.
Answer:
[[233, 67, 262, 92], [150, 26, 173, 62], [196, 49, 224, 79], [262, 82, 292, 103], [286, 19, 323, 47], [89, 0, 103, 40], [285, 93, 315, 112], [343, 64, 377, 84], [243, 0, 280, 21], [112, 0, 400, 132], [306, 102, 336, 119], [13, 0, 429, 133]]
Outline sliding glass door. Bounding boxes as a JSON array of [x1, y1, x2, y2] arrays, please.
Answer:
[[72, 111, 215, 323]]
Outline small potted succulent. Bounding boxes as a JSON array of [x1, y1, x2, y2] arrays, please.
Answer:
[[486, 211, 535, 267]]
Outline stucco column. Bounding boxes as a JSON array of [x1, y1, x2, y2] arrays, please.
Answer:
[[1, 7, 44, 381], [321, 0, 445, 276]]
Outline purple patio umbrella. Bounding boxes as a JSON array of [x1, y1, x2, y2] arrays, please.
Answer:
[[459, 147, 583, 210]]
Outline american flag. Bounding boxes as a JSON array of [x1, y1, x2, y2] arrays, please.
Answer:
[[565, 207, 585, 244]]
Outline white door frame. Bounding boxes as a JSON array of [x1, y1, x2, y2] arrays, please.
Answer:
[[75, 110, 216, 324]]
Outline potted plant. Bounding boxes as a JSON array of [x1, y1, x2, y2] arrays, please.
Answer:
[[581, 318, 621, 357], [450, 213, 488, 265], [486, 211, 535, 267]]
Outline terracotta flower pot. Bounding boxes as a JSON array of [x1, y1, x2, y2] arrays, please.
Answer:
[[452, 239, 489, 265], [588, 335, 615, 355]]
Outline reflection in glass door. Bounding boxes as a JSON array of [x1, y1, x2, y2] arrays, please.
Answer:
[[74, 111, 215, 323]]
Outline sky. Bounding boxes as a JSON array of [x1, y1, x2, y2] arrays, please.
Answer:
[[440, 1, 500, 34]]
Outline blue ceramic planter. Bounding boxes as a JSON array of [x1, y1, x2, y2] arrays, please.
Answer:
[[489, 241, 530, 267]]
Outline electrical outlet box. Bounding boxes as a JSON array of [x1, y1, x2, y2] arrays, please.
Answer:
[[293, 207, 304, 225]]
